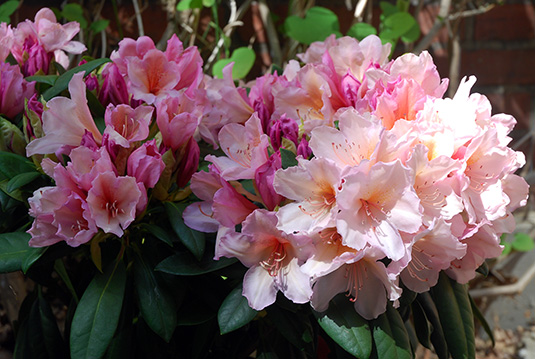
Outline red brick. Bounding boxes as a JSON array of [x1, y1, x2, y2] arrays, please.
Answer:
[[484, 91, 532, 130], [474, 3, 535, 41], [460, 48, 535, 86]]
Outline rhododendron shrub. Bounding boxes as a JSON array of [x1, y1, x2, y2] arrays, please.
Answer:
[[0, 8, 529, 359]]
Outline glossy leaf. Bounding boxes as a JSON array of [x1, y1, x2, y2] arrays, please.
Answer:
[[156, 251, 237, 276], [218, 284, 258, 334], [6, 172, 41, 193], [430, 272, 474, 359], [38, 290, 68, 359], [139, 223, 174, 247], [416, 292, 449, 359], [371, 303, 411, 359], [411, 300, 431, 349], [43, 58, 111, 100], [25, 75, 59, 86], [469, 294, 494, 347], [133, 251, 177, 342], [70, 260, 126, 359], [0, 151, 36, 180], [285, 7, 342, 45], [314, 294, 372, 358], [0, 232, 45, 273], [212, 47, 256, 80], [165, 201, 205, 260]]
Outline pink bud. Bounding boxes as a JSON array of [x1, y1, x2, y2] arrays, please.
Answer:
[[98, 63, 130, 106], [176, 138, 200, 188], [255, 152, 283, 211], [127, 140, 165, 189], [297, 135, 312, 159]]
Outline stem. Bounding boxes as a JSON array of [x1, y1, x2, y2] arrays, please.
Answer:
[[132, 0, 145, 37]]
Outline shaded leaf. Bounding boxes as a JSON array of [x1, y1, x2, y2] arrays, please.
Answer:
[[165, 201, 205, 260], [156, 251, 237, 276], [6, 172, 41, 193], [25, 75, 59, 86], [469, 294, 494, 347], [371, 303, 411, 359], [133, 251, 177, 342], [416, 292, 449, 359], [0, 232, 45, 273], [218, 284, 258, 334], [70, 260, 126, 359], [411, 300, 431, 349], [139, 223, 174, 247], [0, 151, 36, 180], [280, 148, 298, 169]]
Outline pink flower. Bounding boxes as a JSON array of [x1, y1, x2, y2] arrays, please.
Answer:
[[0, 62, 35, 119], [86, 171, 142, 237], [127, 49, 180, 104], [175, 138, 200, 188], [310, 246, 402, 320], [0, 23, 13, 63], [103, 104, 153, 148], [216, 209, 314, 310], [28, 187, 70, 247], [254, 152, 283, 211], [98, 63, 131, 106], [274, 157, 342, 234], [336, 160, 422, 261], [26, 72, 102, 156], [127, 140, 165, 189]]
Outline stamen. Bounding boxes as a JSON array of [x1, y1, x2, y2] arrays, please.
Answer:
[[260, 242, 287, 277]]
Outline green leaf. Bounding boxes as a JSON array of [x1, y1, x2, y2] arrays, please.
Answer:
[[6, 172, 41, 193], [156, 251, 237, 276], [347, 23, 377, 41], [165, 202, 205, 260], [43, 58, 111, 101], [476, 261, 489, 277], [371, 303, 411, 359], [0, 0, 18, 23], [411, 300, 431, 349], [133, 251, 177, 342], [139, 223, 174, 247], [280, 148, 298, 169], [0, 151, 36, 180], [512, 232, 534, 252], [218, 284, 258, 334], [285, 6, 342, 45], [14, 297, 48, 359], [38, 290, 68, 359], [383, 12, 417, 39], [25, 75, 59, 86], [501, 241, 512, 256], [70, 260, 126, 359], [469, 294, 494, 347], [401, 22, 420, 43], [176, 0, 203, 11], [62, 3, 88, 29], [380, 2, 400, 18], [415, 292, 449, 359], [21, 245, 46, 274], [314, 294, 372, 358], [212, 47, 256, 80], [89, 19, 110, 33], [430, 272, 475, 359], [268, 305, 314, 351], [0, 232, 45, 273], [202, 0, 215, 6]]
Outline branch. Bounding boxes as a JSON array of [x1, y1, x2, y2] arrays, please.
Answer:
[[469, 260, 535, 299], [132, 0, 145, 37]]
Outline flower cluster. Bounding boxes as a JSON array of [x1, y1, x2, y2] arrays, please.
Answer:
[[183, 35, 529, 319]]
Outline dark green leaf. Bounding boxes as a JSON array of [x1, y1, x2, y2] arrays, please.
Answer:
[[38, 290, 68, 359], [0, 0, 18, 23], [43, 58, 111, 101], [314, 294, 372, 358], [165, 202, 205, 260], [512, 232, 534, 252], [380, 2, 400, 18], [0, 151, 36, 180], [411, 300, 431, 349], [476, 261, 489, 277], [268, 305, 314, 351], [469, 294, 494, 347], [430, 272, 475, 359], [89, 19, 109, 33], [139, 223, 174, 247], [415, 292, 449, 359], [156, 251, 237, 276], [25, 75, 59, 86], [54, 259, 79, 303], [371, 303, 411, 359], [21, 245, 46, 274], [285, 7, 342, 45], [133, 251, 177, 342], [14, 298, 48, 359], [0, 232, 45, 273], [347, 23, 377, 41], [218, 284, 258, 334], [6, 172, 41, 192], [280, 148, 298, 169], [70, 260, 126, 359]]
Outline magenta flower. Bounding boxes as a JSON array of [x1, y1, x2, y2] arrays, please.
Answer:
[[127, 140, 165, 189], [0, 62, 35, 119], [0, 23, 13, 63], [103, 104, 153, 148]]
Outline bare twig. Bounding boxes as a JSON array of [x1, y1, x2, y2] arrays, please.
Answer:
[[251, 1, 271, 71], [259, 0, 282, 66], [469, 260, 535, 298], [353, 0, 368, 22], [132, 0, 145, 37]]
